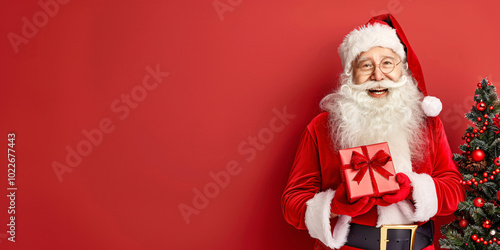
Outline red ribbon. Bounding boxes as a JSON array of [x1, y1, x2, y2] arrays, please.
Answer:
[[350, 147, 393, 184]]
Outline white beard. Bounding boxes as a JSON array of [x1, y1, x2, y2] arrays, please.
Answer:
[[320, 73, 429, 226], [320, 73, 428, 173]]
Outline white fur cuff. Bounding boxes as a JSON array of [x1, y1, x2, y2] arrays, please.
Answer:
[[422, 96, 442, 117], [399, 172, 438, 222], [305, 189, 352, 249]]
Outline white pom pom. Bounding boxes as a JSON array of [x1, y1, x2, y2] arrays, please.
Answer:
[[422, 96, 442, 117]]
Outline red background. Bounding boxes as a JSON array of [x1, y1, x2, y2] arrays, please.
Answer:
[[1, 1, 499, 249]]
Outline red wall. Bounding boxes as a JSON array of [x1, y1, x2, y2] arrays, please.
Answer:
[[1, 1, 499, 249]]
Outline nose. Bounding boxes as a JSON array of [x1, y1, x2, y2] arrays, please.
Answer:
[[370, 67, 385, 81]]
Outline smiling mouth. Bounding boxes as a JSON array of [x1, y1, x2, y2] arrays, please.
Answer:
[[368, 88, 388, 95]]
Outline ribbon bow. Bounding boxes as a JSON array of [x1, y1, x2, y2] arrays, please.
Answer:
[[350, 149, 393, 184]]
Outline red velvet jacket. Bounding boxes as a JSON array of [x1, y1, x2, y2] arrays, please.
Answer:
[[281, 112, 465, 250]]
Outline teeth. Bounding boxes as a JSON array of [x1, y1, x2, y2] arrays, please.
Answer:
[[369, 88, 388, 95]]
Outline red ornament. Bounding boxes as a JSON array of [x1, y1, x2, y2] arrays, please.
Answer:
[[472, 234, 478, 240], [478, 82, 483, 88], [478, 117, 482, 122], [477, 102, 487, 111], [472, 149, 486, 162], [490, 106, 494, 110], [485, 114, 489, 118], [495, 157, 500, 166], [480, 130, 484, 134], [482, 126, 487, 130], [484, 172, 489, 177], [473, 129, 478, 133], [494, 116, 500, 134], [459, 219, 469, 228], [485, 121, 489, 126], [483, 219, 492, 229], [491, 175, 495, 180], [474, 197, 485, 207]]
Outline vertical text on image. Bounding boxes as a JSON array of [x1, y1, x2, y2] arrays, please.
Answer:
[[6, 133, 17, 243]]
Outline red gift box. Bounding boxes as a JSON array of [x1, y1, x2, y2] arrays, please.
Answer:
[[339, 142, 400, 202]]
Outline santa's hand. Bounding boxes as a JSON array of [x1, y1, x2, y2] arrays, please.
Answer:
[[330, 183, 376, 217], [381, 173, 412, 204]]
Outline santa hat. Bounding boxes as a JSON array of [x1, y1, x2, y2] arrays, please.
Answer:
[[338, 13, 442, 117]]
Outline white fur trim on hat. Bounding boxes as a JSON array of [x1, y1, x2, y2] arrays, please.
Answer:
[[305, 189, 352, 249], [422, 96, 442, 117], [338, 22, 406, 74]]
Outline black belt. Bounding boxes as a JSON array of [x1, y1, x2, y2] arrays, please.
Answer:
[[345, 220, 434, 250]]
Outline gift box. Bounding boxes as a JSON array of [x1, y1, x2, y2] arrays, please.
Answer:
[[339, 142, 400, 202]]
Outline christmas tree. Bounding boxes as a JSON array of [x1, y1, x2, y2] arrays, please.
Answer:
[[440, 78, 500, 249]]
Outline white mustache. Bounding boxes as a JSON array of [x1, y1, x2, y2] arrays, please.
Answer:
[[347, 75, 408, 91]]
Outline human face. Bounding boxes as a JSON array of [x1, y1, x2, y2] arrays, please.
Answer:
[[353, 47, 403, 98]]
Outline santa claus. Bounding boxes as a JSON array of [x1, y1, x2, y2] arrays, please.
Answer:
[[281, 14, 465, 250]]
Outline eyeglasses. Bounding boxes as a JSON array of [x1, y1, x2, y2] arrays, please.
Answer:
[[356, 57, 402, 75]]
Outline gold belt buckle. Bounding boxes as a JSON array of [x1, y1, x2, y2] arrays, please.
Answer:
[[380, 224, 419, 250]]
